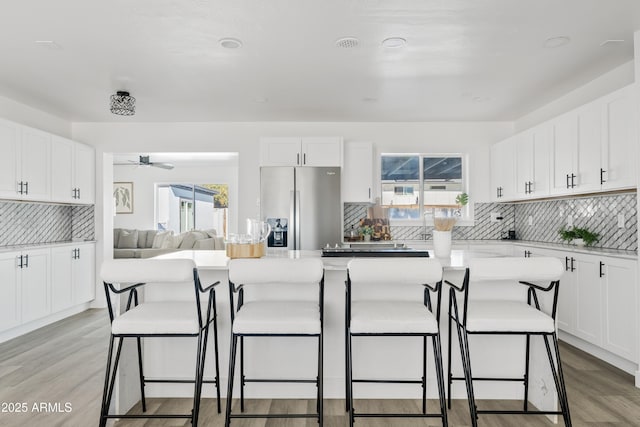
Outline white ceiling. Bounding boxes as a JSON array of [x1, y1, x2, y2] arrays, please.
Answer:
[[1, 0, 640, 122]]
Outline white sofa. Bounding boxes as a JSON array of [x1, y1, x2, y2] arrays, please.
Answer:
[[113, 228, 225, 259]]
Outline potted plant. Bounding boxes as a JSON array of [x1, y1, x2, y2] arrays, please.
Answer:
[[559, 226, 599, 247], [360, 225, 374, 242]]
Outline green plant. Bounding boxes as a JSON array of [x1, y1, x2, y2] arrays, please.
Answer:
[[360, 225, 374, 236], [559, 226, 599, 246], [455, 192, 469, 207]]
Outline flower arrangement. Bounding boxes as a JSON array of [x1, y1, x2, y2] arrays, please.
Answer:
[[432, 193, 469, 232], [359, 225, 374, 236]]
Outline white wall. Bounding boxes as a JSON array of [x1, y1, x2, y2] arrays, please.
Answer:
[[0, 94, 71, 137], [113, 160, 238, 232], [515, 60, 635, 132]]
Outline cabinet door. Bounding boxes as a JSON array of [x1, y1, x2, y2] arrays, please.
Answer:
[[499, 138, 516, 200], [573, 255, 602, 346], [556, 254, 577, 334], [601, 86, 638, 191], [20, 248, 50, 323], [301, 137, 342, 166], [73, 244, 95, 304], [0, 252, 21, 331], [0, 119, 21, 199], [576, 101, 602, 192], [51, 136, 75, 203], [515, 133, 532, 199], [490, 143, 503, 202], [260, 137, 301, 166], [74, 142, 95, 204], [531, 124, 550, 197], [342, 142, 373, 202], [550, 112, 577, 195], [20, 127, 51, 201], [51, 246, 74, 312], [601, 257, 638, 362]]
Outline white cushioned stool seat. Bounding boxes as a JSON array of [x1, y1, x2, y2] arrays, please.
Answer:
[[466, 300, 555, 333], [232, 301, 321, 335], [350, 301, 438, 334], [111, 302, 200, 335]]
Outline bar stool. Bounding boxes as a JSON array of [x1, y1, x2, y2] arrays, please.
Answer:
[[225, 258, 324, 426], [99, 259, 221, 427], [447, 257, 571, 426], [345, 258, 448, 426]]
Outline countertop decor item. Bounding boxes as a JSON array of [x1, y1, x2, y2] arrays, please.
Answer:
[[359, 225, 374, 242], [559, 226, 599, 246], [430, 192, 469, 258]]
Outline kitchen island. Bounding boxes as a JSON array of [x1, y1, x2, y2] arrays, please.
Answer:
[[112, 248, 558, 420]]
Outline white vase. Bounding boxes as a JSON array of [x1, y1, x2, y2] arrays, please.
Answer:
[[363, 234, 371, 242], [433, 230, 452, 258]]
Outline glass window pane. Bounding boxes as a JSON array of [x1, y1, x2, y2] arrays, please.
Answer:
[[381, 155, 419, 181], [423, 157, 462, 181]]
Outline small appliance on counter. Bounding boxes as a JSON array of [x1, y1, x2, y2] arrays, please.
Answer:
[[501, 229, 517, 240]]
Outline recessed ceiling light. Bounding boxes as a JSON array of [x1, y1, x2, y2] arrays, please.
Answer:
[[472, 96, 491, 103], [34, 40, 62, 50], [254, 97, 269, 103], [362, 97, 378, 103], [543, 36, 571, 49], [381, 37, 406, 49], [600, 39, 625, 47], [219, 38, 243, 49], [335, 37, 359, 49]]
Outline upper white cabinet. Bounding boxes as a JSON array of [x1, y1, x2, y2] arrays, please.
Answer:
[[490, 137, 516, 201], [342, 141, 374, 203], [0, 118, 95, 205], [52, 136, 95, 204], [0, 121, 51, 201], [500, 84, 638, 201], [260, 137, 343, 167], [515, 124, 550, 199], [600, 85, 638, 191]]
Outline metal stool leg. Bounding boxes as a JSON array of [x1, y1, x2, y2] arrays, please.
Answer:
[[240, 336, 245, 412], [135, 337, 146, 412], [422, 335, 427, 414], [99, 335, 116, 427], [348, 333, 355, 427], [544, 334, 572, 426], [192, 331, 205, 425], [447, 312, 453, 410], [524, 333, 531, 411], [456, 325, 478, 427], [318, 334, 324, 426], [433, 334, 449, 427], [212, 293, 222, 413], [224, 334, 239, 427]]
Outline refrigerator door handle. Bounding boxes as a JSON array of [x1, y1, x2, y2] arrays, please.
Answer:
[[294, 190, 301, 249]]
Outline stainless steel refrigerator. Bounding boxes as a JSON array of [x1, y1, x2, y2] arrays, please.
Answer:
[[260, 167, 342, 250]]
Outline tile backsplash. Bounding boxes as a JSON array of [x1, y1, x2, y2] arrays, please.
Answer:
[[344, 192, 637, 251], [0, 201, 94, 246]]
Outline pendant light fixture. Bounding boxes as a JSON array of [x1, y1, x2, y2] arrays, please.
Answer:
[[110, 91, 136, 116]]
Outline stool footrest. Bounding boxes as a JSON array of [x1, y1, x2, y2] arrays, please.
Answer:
[[353, 379, 423, 384], [229, 413, 318, 419], [450, 376, 525, 382], [243, 378, 317, 384], [145, 378, 218, 384], [477, 410, 564, 415], [104, 414, 191, 419], [354, 413, 444, 418]]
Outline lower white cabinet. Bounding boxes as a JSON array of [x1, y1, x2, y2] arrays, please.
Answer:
[[0, 242, 95, 336], [519, 245, 638, 363]]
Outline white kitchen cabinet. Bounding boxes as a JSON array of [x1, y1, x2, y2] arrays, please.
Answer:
[[550, 111, 578, 195], [52, 136, 95, 204], [342, 141, 374, 203], [575, 100, 603, 193], [73, 243, 95, 304], [490, 137, 516, 201], [573, 255, 602, 345], [515, 124, 550, 199], [0, 122, 51, 201], [600, 85, 638, 191], [20, 248, 51, 323], [51, 246, 74, 312], [260, 137, 342, 167], [0, 252, 21, 332], [601, 257, 638, 362], [0, 119, 21, 199]]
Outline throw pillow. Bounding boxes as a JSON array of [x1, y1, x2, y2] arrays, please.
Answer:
[[117, 230, 138, 249], [145, 230, 158, 248], [137, 231, 148, 248], [152, 231, 173, 249], [203, 229, 217, 238], [162, 232, 186, 249]]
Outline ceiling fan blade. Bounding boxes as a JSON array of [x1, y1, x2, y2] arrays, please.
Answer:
[[152, 162, 174, 170]]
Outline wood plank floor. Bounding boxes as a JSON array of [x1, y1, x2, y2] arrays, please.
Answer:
[[0, 308, 639, 426]]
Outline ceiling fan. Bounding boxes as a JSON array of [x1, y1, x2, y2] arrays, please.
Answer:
[[114, 155, 174, 170]]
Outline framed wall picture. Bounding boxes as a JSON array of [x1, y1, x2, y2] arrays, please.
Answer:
[[113, 182, 134, 214]]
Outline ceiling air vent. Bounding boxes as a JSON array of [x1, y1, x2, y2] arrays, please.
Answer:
[[335, 37, 359, 49]]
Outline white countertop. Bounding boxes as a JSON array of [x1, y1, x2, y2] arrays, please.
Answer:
[[0, 240, 96, 254]]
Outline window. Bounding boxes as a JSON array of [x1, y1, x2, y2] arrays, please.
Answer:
[[381, 154, 466, 221], [156, 183, 228, 236]]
